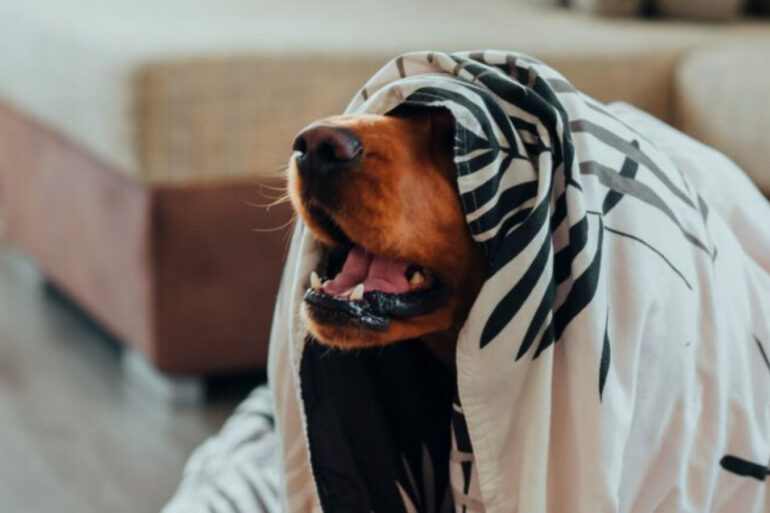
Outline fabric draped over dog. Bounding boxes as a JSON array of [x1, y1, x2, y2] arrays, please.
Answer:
[[164, 51, 770, 513]]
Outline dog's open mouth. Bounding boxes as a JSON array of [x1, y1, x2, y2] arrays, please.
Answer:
[[303, 209, 447, 331]]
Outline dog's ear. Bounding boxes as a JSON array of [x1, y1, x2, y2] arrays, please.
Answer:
[[386, 105, 457, 178], [428, 108, 455, 147], [387, 104, 454, 136], [426, 108, 456, 180]]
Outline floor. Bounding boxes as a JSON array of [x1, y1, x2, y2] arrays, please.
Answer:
[[0, 241, 263, 513]]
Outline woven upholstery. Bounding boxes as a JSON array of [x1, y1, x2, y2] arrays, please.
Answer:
[[1, 0, 770, 184], [135, 56, 382, 184], [675, 45, 770, 193]]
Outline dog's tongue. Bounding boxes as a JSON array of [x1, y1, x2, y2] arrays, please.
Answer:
[[322, 247, 409, 296]]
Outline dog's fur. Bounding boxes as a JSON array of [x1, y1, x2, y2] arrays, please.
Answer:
[[288, 108, 485, 356]]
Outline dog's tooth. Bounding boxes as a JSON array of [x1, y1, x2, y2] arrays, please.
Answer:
[[409, 271, 425, 287], [350, 283, 365, 301], [311, 271, 322, 291]]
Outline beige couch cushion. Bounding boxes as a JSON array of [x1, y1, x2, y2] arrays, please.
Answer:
[[675, 44, 770, 193], [1, 0, 769, 184]]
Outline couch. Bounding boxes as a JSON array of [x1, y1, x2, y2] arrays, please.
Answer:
[[0, 0, 768, 379]]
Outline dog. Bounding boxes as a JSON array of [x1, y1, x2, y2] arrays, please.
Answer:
[[288, 106, 485, 362]]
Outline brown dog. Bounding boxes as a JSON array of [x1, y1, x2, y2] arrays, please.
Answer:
[[288, 107, 485, 358]]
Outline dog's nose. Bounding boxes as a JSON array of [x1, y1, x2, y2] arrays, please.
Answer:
[[292, 124, 362, 178]]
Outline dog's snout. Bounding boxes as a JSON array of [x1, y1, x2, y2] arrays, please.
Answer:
[[292, 125, 362, 179]]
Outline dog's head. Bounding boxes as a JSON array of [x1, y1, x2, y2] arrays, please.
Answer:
[[287, 107, 485, 349]]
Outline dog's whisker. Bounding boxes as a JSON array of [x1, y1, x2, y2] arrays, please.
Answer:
[[255, 191, 290, 203], [252, 215, 296, 233], [282, 214, 299, 249], [258, 163, 292, 180], [257, 182, 290, 192], [242, 194, 292, 209]]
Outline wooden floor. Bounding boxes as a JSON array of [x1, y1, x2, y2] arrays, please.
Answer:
[[0, 241, 262, 513]]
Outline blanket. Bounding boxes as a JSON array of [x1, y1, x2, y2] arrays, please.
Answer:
[[164, 51, 770, 513]]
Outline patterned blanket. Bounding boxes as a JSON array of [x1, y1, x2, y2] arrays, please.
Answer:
[[165, 51, 770, 513]]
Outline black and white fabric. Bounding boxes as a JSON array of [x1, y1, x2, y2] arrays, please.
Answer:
[[166, 51, 770, 513], [163, 386, 282, 513]]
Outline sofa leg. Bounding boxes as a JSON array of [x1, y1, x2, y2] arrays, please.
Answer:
[[122, 348, 205, 405]]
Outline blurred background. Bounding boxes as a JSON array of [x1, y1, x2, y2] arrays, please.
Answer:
[[0, 0, 769, 511]]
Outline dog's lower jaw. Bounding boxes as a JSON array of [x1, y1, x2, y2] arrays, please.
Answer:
[[302, 304, 461, 370], [302, 299, 457, 346]]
